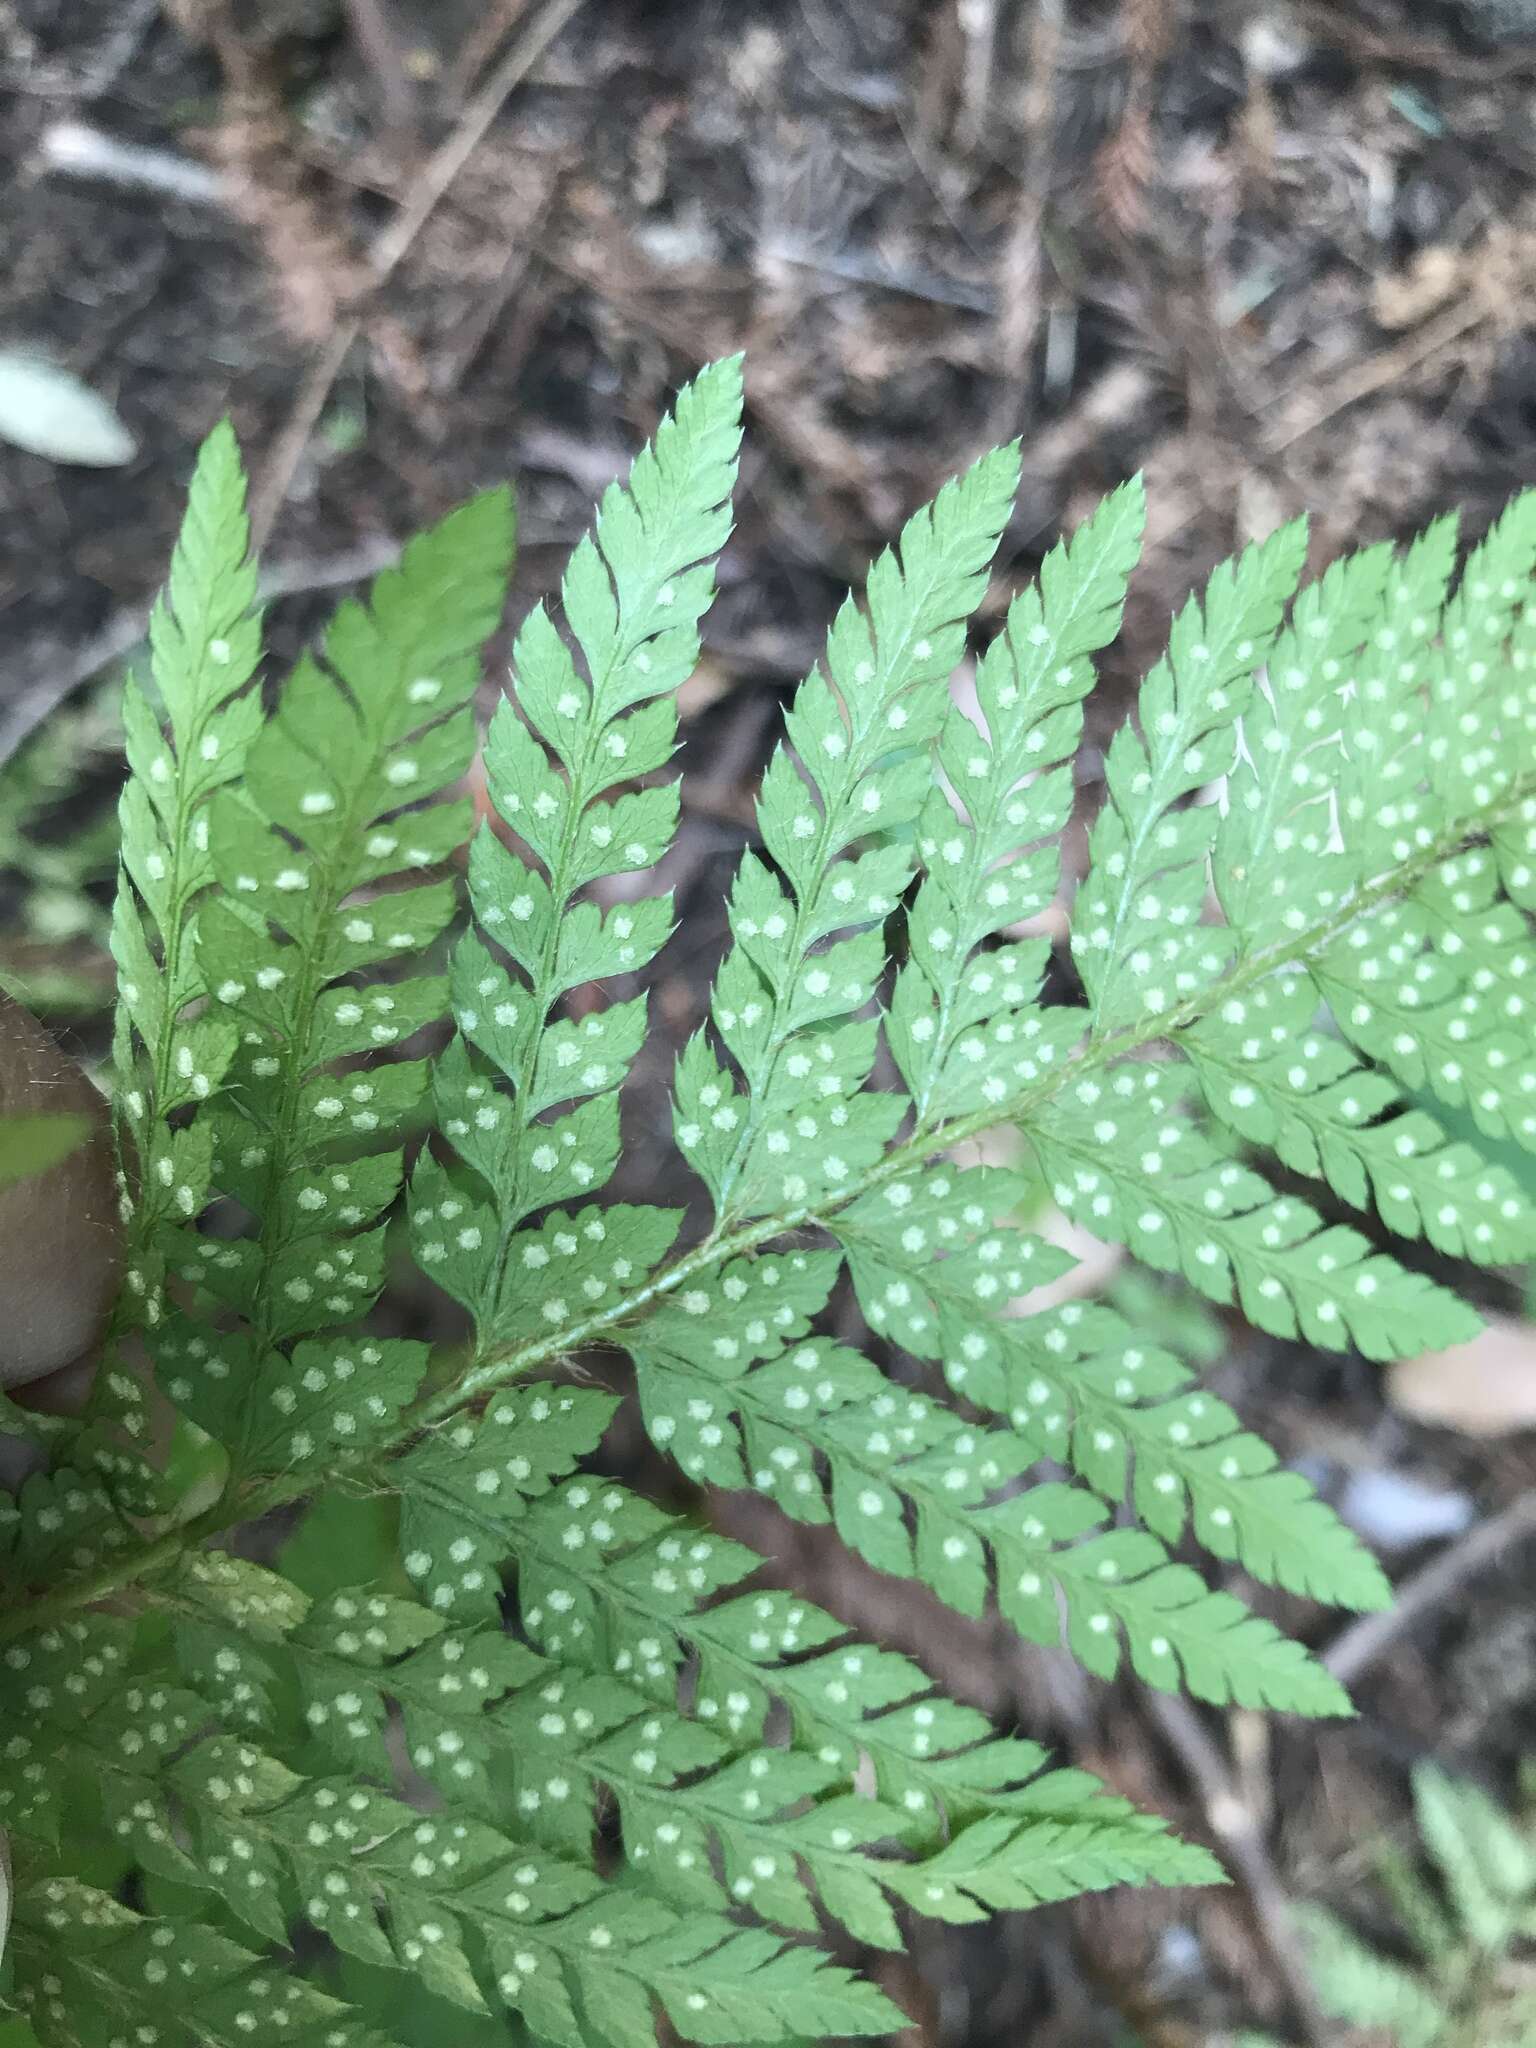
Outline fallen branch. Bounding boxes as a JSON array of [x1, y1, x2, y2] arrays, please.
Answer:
[[1323, 1490, 1536, 1689], [1147, 1691, 1329, 2048], [249, 0, 589, 544]]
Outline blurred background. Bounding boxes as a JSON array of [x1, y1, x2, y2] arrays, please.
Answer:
[[5, 1, 1536, 2042]]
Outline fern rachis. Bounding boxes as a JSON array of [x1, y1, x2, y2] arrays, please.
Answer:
[[2, 358, 1535, 2046]]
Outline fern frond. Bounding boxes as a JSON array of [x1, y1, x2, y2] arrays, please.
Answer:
[[828, 1161, 1389, 1610], [1184, 969, 1536, 1263], [416, 356, 742, 1349], [92, 422, 263, 1491], [655, 466, 1370, 1710], [13, 365, 1536, 2048], [1074, 517, 1308, 1031], [1414, 1764, 1536, 1955], [891, 478, 1146, 1121], [386, 1437, 1217, 1934], [1312, 891, 1536, 1155], [42, 1716, 904, 2045], [173, 490, 513, 1480], [1033, 1065, 1481, 1358], [113, 420, 262, 1187], [0, 1565, 1189, 2048], [1294, 1904, 1450, 2048], [7, 1876, 389, 2047], [0, 1598, 903, 2045], [677, 437, 1023, 1221], [624, 1227, 1360, 1708], [1212, 540, 1395, 955]]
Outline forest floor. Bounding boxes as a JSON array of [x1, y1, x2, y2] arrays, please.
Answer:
[[5, 1, 1536, 2042]]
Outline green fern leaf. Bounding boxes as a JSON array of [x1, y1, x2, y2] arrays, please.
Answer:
[[175, 488, 513, 1478], [388, 1443, 1218, 1931], [1185, 969, 1536, 1263], [1414, 1763, 1536, 1954], [7, 1877, 389, 2047], [1032, 1064, 1480, 1358], [829, 1162, 1388, 1610], [891, 475, 1145, 1119], [1213, 540, 1394, 955], [679, 438, 1023, 1221], [626, 1239, 1358, 1707], [1074, 518, 1307, 1032], [112, 422, 260, 1283], [1296, 1902, 1449, 2047], [17, 361, 1536, 2048], [94, 422, 264, 1485], [417, 357, 742, 1361]]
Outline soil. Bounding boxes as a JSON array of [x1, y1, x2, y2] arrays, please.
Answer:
[[4, 2, 1536, 2043]]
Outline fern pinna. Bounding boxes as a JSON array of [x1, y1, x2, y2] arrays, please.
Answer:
[[1241, 1763, 1536, 2047], [2, 357, 1534, 2047]]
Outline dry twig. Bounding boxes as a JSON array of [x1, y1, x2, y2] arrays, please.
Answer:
[[1263, 295, 1488, 456], [248, 0, 589, 544], [1295, 2, 1536, 81], [37, 118, 229, 205], [1323, 1491, 1536, 1690], [1147, 1691, 1330, 2048], [992, 0, 1063, 436], [442, 0, 534, 104], [341, 0, 421, 150], [953, 0, 999, 157]]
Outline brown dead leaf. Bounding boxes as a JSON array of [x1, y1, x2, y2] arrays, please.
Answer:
[[1387, 1317, 1536, 1436]]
